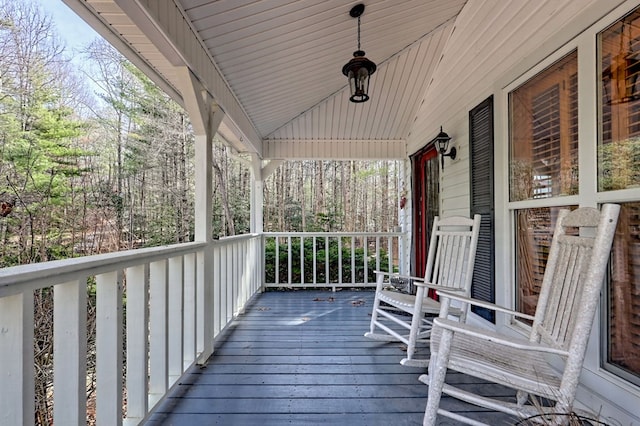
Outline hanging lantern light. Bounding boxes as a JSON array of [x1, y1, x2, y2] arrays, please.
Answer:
[[342, 4, 376, 103]]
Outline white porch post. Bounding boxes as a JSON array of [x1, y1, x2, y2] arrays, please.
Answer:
[[256, 159, 282, 292], [250, 154, 264, 234], [257, 159, 284, 233], [177, 67, 224, 364]]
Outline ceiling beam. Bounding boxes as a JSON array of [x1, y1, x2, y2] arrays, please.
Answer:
[[263, 139, 406, 160]]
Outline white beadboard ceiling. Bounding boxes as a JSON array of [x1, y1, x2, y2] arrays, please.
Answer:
[[65, 0, 466, 156]]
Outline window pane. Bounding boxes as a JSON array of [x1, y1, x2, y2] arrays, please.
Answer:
[[509, 51, 579, 201], [606, 202, 640, 384], [598, 9, 640, 191], [514, 206, 575, 316]]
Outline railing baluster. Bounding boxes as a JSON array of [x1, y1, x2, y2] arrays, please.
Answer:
[[300, 236, 305, 285], [184, 253, 197, 366], [96, 271, 123, 426], [125, 265, 148, 423], [313, 236, 317, 285], [325, 236, 330, 288], [351, 237, 356, 285], [338, 237, 343, 285], [168, 256, 184, 386], [275, 237, 280, 285], [362, 235, 369, 284], [197, 246, 214, 363], [238, 242, 247, 313], [213, 245, 222, 337], [226, 245, 233, 320], [287, 236, 292, 285], [0, 291, 35, 426], [233, 243, 240, 314], [54, 280, 88, 426], [376, 236, 381, 275], [388, 236, 393, 273], [149, 260, 168, 406]]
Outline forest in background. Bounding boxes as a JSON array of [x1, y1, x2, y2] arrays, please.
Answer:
[[0, 2, 401, 422], [0, 1, 401, 271]]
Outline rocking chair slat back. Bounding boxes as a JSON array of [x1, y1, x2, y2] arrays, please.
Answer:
[[532, 208, 605, 351], [428, 222, 476, 293], [365, 214, 481, 368]]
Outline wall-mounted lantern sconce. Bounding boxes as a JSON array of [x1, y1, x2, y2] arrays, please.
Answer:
[[435, 126, 456, 169]]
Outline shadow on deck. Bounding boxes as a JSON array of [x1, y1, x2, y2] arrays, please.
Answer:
[[144, 290, 517, 425]]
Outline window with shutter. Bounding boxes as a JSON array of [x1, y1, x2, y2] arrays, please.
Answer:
[[470, 97, 495, 322], [599, 9, 640, 384], [508, 50, 578, 316]]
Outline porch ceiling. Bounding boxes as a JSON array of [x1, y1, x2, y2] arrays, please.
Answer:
[[64, 0, 464, 158]]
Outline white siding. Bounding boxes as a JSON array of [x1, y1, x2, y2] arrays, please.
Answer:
[[404, 0, 640, 422]]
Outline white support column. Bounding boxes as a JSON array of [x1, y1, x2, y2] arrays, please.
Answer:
[[249, 154, 264, 234], [54, 280, 88, 426], [125, 265, 149, 423], [255, 158, 282, 291], [254, 159, 283, 234], [0, 292, 34, 426], [176, 66, 224, 365], [96, 271, 124, 426]]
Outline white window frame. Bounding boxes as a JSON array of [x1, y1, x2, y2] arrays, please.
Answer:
[[494, 0, 640, 407]]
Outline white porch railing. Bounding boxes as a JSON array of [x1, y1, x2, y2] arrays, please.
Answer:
[[0, 234, 262, 426], [263, 232, 407, 290], [0, 231, 406, 425]]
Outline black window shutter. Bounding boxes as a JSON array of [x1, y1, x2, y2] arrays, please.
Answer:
[[469, 96, 495, 322]]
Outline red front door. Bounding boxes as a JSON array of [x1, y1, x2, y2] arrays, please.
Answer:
[[411, 145, 439, 280]]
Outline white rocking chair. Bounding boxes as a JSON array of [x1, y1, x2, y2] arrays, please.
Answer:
[[365, 214, 481, 367], [421, 204, 620, 425]]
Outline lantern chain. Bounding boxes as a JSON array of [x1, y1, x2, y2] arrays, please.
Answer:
[[357, 16, 361, 51]]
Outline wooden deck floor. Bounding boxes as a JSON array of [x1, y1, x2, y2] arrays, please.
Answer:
[[144, 290, 517, 426]]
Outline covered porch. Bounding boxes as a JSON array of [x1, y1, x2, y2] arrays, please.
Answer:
[[2, 0, 640, 425]]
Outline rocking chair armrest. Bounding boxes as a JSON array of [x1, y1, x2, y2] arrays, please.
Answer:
[[435, 290, 536, 322], [373, 271, 426, 283], [372, 271, 461, 290], [433, 317, 570, 357], [412, 282, 466, 293]]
